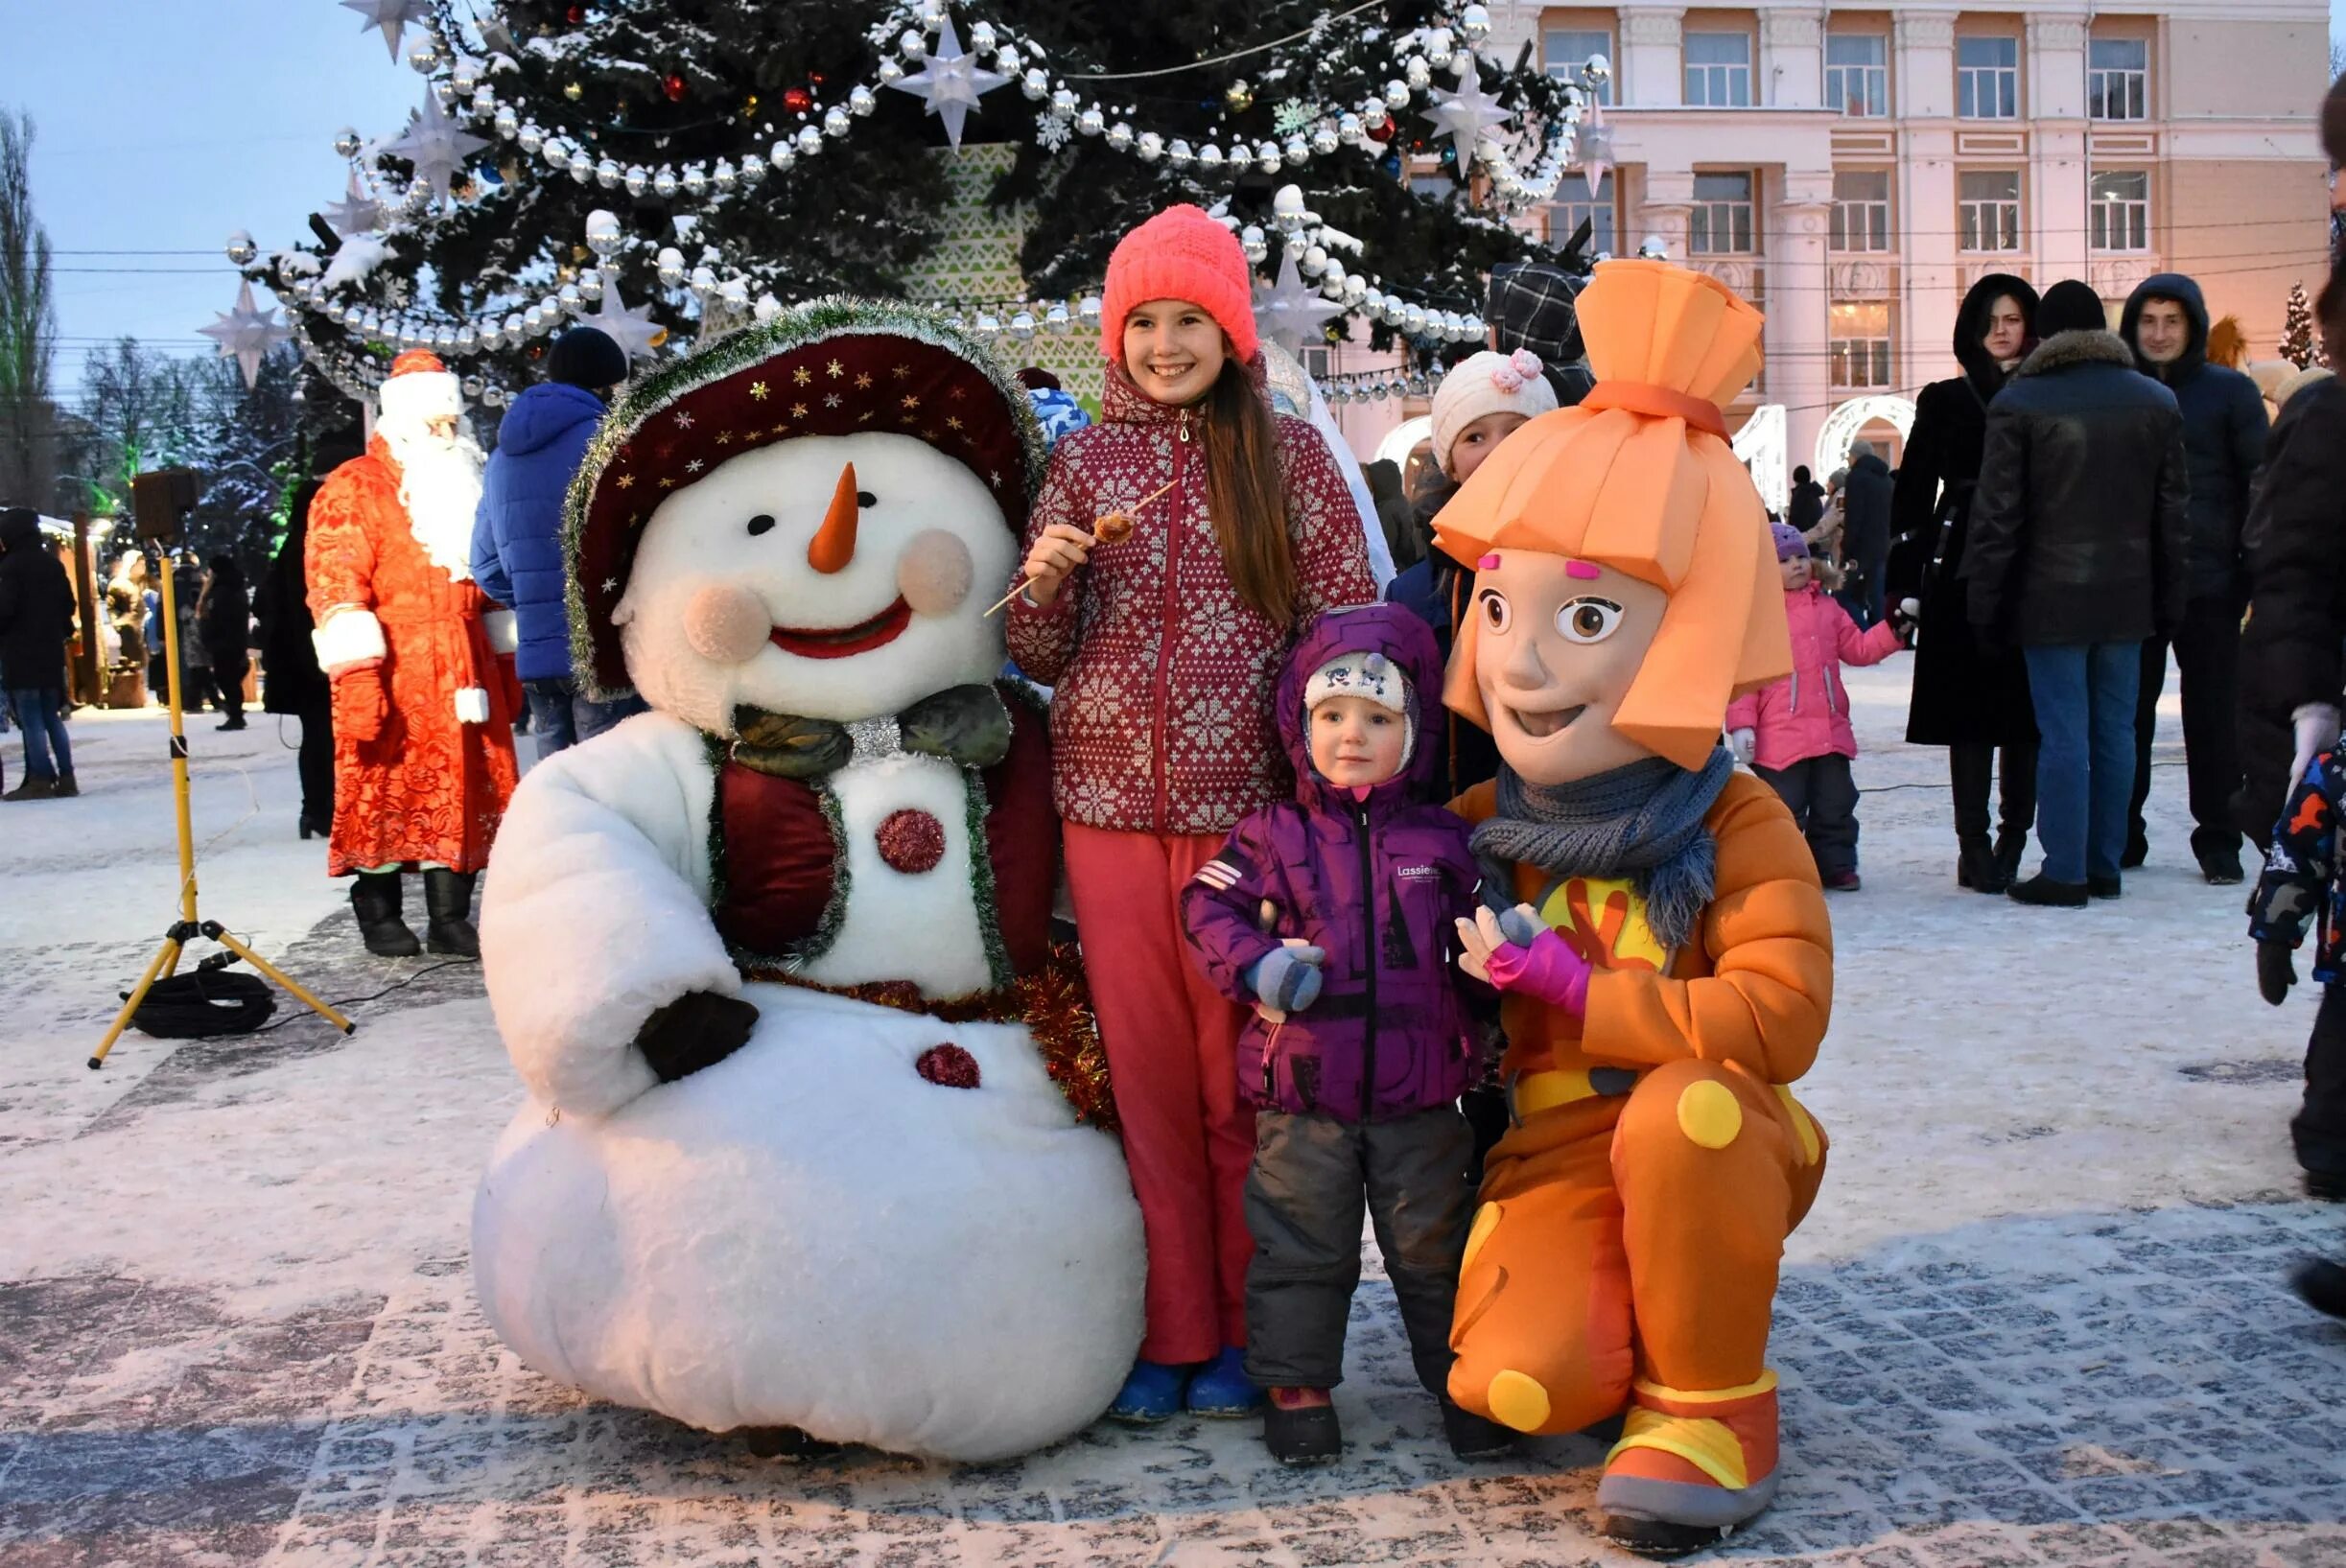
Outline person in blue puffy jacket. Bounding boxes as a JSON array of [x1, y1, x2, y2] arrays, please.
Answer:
[[471, 326, 645, 754]]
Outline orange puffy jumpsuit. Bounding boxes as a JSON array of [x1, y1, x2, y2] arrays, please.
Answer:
[[1447, 768, 1831, 1521]]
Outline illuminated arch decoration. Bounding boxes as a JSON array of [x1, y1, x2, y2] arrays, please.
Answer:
[[1815, 394, 1916, 478], [1730, 403, 1787, 515], [1374, 414, 1434, 469]]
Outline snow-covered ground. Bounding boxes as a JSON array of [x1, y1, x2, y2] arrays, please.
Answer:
[[2, 671, 2341, 1568]]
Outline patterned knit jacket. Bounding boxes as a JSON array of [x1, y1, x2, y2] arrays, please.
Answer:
[[1007, 363, 1376, 836]]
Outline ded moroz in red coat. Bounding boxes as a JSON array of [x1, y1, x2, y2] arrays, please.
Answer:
[[307, 434, 519, 877], [1007, 363, 1377, 836]]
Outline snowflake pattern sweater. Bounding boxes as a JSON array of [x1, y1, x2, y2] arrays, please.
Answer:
[[1007, 363, 1375, 835]]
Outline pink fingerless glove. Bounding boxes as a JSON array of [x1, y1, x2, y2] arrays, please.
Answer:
[[1483, 925, 1591, 1018]]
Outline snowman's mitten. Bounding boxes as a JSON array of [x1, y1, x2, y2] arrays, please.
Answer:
[[634, 990, 761, 1083], [1246, 945, 1325, 1013]]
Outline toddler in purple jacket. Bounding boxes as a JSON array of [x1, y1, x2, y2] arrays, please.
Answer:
[[1181, 602, 1512, 1467]]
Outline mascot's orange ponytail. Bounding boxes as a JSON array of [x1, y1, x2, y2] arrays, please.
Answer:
[[1436, 261, 1832, 1557]]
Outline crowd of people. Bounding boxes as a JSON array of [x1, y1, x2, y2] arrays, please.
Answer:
[[1, 77, 2342, 1541]]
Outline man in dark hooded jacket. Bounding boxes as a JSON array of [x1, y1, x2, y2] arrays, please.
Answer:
[[2119, 273, 2268, 882], [0, 508, 80, 799], [1837, 440, 1895, 627], [470, 325, 644, 756]]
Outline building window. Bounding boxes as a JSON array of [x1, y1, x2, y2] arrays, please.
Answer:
[[2088, 38, 2148, 120], [1684, 32, 1753, 107], [2090, 170, 2150, 251], [1824, 35, 1889, 117], [1690, 172, 1756, 254], [1549, 172, 1617, 256], [1958, 35, 2019, 119], [1830, 302, 1893, 388], [1831, 171, 1891, 252], [1959, 171, 2023, 251], [1543, 28, 1614, 105]]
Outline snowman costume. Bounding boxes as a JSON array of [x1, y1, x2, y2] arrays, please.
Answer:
[[471, 301, 1144, 1462]]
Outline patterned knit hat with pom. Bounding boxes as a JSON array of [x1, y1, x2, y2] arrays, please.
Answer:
[[1304, 649, 1418, 771], [1100, 205, 1259, 365]]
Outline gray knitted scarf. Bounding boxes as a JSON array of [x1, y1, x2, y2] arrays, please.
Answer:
[[1470, 749, 1735, 953]]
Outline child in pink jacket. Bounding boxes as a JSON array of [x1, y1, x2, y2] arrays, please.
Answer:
[[1725, 522, 1911, 891]]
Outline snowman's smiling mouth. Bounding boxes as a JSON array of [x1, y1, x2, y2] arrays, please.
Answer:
[[768, 597, 913, 660]]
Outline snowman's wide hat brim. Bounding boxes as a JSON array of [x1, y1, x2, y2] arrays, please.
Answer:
[[564, 297, 1045, 699]]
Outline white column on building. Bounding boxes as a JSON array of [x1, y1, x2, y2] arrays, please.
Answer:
[[1617, 6, 1686, 107], [1759, 7, 1823, 110], [1895, 10, 1962, 394], [2029, 13, 2092, 293], [1639, 168, 1696, 262], [1772, 174, 1837, 480]]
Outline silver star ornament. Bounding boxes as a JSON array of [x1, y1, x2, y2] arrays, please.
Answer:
[[321, 172, 386, 237], [883, 17, 1009, 151], [198, 280, 293, 390], [1253, 249, 1345, 353], [579, 280, 664, 363], [341, 0, 433, 63], [1421, 53, 1513, 169], [382, 91, 488, 208]]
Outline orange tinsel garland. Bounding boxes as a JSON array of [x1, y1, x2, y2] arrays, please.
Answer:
[[740, 943, 1120, 1132]]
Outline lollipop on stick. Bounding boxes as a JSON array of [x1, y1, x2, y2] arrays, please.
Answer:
[[986, 475, 1178, 616]]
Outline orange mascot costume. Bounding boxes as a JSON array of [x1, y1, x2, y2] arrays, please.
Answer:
[[1437, 260, 1829, 1556]]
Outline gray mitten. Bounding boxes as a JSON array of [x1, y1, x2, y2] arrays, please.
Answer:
[[1249, 944, 1325, 1012]]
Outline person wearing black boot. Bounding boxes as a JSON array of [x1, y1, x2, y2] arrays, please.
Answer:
[[1887, 274, 2042, 896], [349, 870, 421, 957], [1968, 280, 2189, 908], [255, 459, 352, 840], [197, 554, 251, 732], [422, 867, 480, 957]]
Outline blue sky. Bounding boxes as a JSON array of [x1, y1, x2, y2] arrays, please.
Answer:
[[12, 2, 2346, 405]]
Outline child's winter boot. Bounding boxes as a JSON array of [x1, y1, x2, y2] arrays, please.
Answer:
[[1184, 1345, 1264, 1416], [1105, 1359, 1188, 1424], [1263, 1387, 1340, 1464]]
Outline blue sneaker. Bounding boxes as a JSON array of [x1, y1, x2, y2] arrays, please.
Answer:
[[1185, 1346, 1264, 1416], [1106, 1359, 1189, 1424]]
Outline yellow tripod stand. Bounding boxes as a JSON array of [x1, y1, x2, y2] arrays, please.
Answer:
[[89, 470, 353, 1068]]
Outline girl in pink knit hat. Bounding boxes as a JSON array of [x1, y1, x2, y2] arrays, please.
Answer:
[[1007, 204, 1375, 1424]]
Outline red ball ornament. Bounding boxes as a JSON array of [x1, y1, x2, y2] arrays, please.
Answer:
[[663, 72, 687, 103], [783, 86, 813, 114], [915, 1043, 982, 1090], [1366, 120, 1396, 143], [566, 4, 586, 23], [876, 808, 947, 875]]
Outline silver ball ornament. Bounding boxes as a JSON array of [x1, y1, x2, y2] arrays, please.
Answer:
[[1137, 129, 1163, 162], [224, 230, 257, 267], [680, 164, 706, 198], [570, 150, 595, 182], [597, 156, 621, 188], [878, 58, 904, 84], [1077, 105, 1105, 137], [713, 159, 738, 193], [970, 21, 997, 52], [1426, 30, 1454, 69], [517, 123, 544, 155], [1050, 87, 1079, 118], [796, 125, 824, 155], [1044, 301, 1070, 332], [624, 165, 649, 196], [900, 30, 927, 61], [1021, 67, 1049, 101], [1405, 57, 1432, 90], [1196, 142, 1224, 170], [334, 127, 363, 158], [1584, 53, 1611, 86], [408, 37, 440, 73], [461, 374, 483, 398], [850, 85, 877, 117], [767, 143, 796, 173], [655, 247, 686, 288], [1009, 311, 1037, 340], [652, 167, 678, 199], [557, 283, 581, 309], [1106, 121, 1134, 152], [1078, 295, 1102, 327], [494, 105, 520, 140], [1284, 135, 1311, 166]]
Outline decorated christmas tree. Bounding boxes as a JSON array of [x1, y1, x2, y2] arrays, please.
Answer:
[[2282, 279, 2326, 369], [226, 1, 1600, 409]]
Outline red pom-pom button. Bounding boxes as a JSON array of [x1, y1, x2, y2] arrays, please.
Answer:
[[916, 1043, 981, 1089], [876, 808, 946, 874]]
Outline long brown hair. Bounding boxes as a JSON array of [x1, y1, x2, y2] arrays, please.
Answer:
[[1200, 360, 1297, 625]]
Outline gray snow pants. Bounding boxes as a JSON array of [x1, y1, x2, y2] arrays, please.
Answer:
[[1242, 1103, 1473, 1393]]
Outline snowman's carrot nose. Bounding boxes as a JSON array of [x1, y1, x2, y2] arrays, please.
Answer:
[[809, 462, 859, 573]]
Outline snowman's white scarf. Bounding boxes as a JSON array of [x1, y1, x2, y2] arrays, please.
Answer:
[[380, 421, 486, 581]]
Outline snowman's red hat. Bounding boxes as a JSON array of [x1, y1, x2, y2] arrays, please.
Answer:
[[565, 298, 1045, 697]]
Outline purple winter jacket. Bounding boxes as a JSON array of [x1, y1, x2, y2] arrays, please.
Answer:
[[1181, 603, 1483, 1121]]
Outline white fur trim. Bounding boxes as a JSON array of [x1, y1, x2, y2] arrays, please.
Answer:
[[455, 687, 491, 724], [312, 607, 387, 674], [379, 367, 462, 428], [792, 753, 992, 999], [482, 609, 519, 654], [479, 712, 735, 1117]]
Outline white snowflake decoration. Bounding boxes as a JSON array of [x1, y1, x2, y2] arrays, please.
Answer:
[[1035, 111, 1072, 152], [1272, 98, 1314, 138]]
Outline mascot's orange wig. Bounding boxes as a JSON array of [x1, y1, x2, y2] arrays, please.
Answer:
[[1434, 260, 1791, 769]]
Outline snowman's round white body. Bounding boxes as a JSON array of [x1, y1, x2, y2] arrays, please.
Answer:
[[471, 306, 1144, 1462]]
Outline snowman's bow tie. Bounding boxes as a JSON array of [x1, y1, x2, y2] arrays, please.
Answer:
[[728, 685, 1012, 779]]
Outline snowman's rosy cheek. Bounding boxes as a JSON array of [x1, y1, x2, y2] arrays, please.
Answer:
[[897, 528, 974, 617], [682, 581, 771, 666]]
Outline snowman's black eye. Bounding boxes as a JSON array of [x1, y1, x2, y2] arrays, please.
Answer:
[[856, 490, 877, 507], [746, 514, 776, 536]]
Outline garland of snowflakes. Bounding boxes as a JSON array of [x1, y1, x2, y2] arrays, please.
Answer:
[[222, 0, 1604, 391]]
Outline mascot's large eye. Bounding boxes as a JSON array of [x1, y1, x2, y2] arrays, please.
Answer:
[[1558, 597, 1625, 644], [1477, 588, 1512, 633], [746, 514, 776, 536]]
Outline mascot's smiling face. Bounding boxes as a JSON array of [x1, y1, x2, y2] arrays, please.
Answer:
[[1469, 550, 1668, 784], [616, 431, 1017, 733]]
